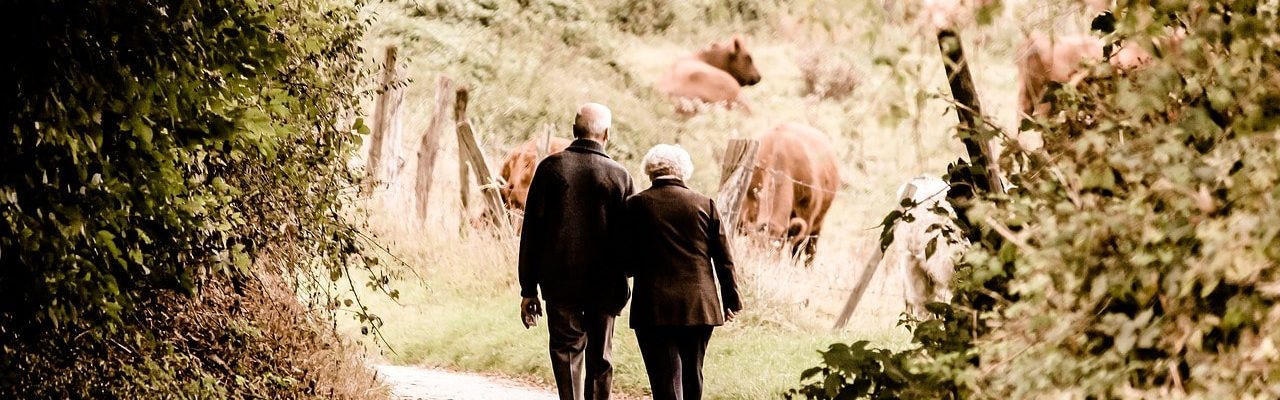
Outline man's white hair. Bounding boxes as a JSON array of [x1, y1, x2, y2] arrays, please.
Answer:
[[575, 102, 612, 138], [642, 144, 694, 180]]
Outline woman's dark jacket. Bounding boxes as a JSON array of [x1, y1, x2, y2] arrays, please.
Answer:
[[624, 177, 742, 327]]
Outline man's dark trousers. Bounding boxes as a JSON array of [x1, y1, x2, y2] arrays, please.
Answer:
[[635, 326, 714, 400], [547, 303, 615, 400]]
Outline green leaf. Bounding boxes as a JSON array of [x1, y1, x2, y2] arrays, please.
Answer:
[[823, 373, 843, 398], [97, 230, 121, 258], [800, 367, 823, 381], [354, 117, 370, 135], [133, 120, 153, 144]]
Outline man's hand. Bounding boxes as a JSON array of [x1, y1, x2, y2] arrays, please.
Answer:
[[725, 308, 737, 323], [521, 297, 543, 329]]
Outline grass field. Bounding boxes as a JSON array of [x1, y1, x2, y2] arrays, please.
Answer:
[[340, 0, 1097, 397], [347, 221, 914, 399]]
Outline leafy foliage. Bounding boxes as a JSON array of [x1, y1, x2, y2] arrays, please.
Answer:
[[0, 0, 383, 396], [792, 0, 1280, 398]]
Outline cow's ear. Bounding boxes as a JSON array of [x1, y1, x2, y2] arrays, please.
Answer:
[[732, 35, 744, 54]]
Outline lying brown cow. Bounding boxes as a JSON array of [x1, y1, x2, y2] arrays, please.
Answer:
[[740, 123, 840, 265], [656, 35, 762, 115], [498, 136, 571, 221], [1017, 30, 1182, 118]]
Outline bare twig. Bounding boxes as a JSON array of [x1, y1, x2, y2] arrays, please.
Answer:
[[981, 216, 1033, 252]]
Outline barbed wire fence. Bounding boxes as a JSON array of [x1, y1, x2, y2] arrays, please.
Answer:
[[712, 139, 953, 328]]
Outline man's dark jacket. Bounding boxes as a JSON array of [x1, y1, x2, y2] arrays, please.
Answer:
[[624, 177, 742, 327], [519, 138, 635, 315]]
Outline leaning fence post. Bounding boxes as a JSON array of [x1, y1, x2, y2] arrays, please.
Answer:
[[458, 148, 472, 218], [415, 76, 454, 226], [833, 246, 887, 329], [716, 139, 759, 235], [366, 45, 404, 195], [456, 90, 473, 232], [835, 29, 1007, 330], [936, 29, 1004, 194], [454, 86, 512, 235]]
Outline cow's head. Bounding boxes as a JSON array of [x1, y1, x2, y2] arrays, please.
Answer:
[[498, 149, 538, 212], [701, 35, 762, 87], [499, 174, 528, 211]]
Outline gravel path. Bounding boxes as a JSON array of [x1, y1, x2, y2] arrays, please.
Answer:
[[377, 365, 557, 400]]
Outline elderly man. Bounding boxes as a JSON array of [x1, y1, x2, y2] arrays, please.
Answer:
[[624, 144, 742, 400], [519, 103, 635, 400]]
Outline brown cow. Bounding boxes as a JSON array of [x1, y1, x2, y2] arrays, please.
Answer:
[[1017, 30, 1182, 118], [498, 136, 571, 223], [740, 123, 840, 265], [656, 35, 762, 115]]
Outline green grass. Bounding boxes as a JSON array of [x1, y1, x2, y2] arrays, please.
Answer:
[[366, 287, 909, 398], [344, 228, 912, 398]]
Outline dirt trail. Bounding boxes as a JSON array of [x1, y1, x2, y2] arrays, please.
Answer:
[[378, 365, 558, 400]]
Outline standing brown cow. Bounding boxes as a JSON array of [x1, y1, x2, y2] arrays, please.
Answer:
[[498, 136, 572, 227], [740, 123, 840, 265], [656, 35, 762, 115]]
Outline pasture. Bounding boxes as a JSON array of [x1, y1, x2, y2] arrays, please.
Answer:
[[344, 0, 1101, 397]]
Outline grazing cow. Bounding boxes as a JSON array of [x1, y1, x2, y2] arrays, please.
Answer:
[[498, 136, 571, 223], [1017, 30, 1182, 118], [891, 175, 965, 319], [656, 35, 762, 115], [740, 123, 840, 265]]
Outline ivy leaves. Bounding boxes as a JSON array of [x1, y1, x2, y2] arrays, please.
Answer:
[[1, 0, 368, 339], [794, 1, 1280, 398]]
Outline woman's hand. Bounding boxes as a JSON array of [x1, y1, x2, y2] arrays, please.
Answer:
[[724, 308, 737, 323]]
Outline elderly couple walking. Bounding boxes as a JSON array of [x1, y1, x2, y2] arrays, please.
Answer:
[[518, 102, 742, 400]]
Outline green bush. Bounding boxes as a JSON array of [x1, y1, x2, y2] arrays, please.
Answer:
[[0, 0, 383, 396], [791, 1, 1280, 398]]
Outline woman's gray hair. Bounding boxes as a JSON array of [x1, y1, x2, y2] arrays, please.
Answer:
[[641, 144, 694, 180]]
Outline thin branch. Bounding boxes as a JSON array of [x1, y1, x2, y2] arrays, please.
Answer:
[[981, 216, 1033, 252], [343, 262, 397, 355]]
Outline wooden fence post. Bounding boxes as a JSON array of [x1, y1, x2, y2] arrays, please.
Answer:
[[936, 29, 1004, 194], [833, 245, 887, 329], [454, 87, 511, 234], [835, 30, 1007, 330], [366, 45, 403, 194], [415, 76, 454, 224], [458, 149, 471, 215], [716, 139, 759, 235], [456, 90, 473, 231]]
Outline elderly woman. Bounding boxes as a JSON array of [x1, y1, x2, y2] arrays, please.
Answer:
[[624, 144, 742, 400]]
